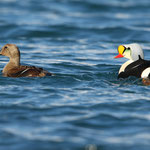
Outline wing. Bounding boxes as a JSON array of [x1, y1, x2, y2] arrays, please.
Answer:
[[6, 66, 52, 77], [118, 59, 150, 79]]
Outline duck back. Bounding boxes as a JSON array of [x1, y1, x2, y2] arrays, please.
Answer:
[[118, 59, 150, 79], [4, 66, 52, 77]]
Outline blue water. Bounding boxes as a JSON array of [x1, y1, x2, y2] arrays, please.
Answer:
[[0, 0, 150, 150]]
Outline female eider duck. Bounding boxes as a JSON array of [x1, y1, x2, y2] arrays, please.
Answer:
[[0, 44, 52, 77], [114, 43, 150, 83]]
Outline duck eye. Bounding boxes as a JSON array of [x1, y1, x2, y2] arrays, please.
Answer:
[[4, 46, 8, 49], [127, 47, 130, 50]]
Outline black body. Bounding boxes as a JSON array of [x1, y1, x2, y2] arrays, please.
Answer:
[[118, 58, 150, 79]]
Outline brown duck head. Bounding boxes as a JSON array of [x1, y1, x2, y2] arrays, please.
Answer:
[[0, 44, 20, 59]]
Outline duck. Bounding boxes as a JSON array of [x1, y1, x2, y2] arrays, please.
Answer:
[[0, 44, 52, 77], [114, 43, 150, 81]]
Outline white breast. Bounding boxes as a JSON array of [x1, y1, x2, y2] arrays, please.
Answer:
[[119, 60, 133, 73]]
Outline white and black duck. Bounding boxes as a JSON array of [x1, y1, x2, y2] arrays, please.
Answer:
[[114, 43, 150, 80]]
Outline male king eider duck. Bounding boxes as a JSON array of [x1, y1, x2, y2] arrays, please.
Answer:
[[114, 43, 150, 85], [0, 44, 52, 77]]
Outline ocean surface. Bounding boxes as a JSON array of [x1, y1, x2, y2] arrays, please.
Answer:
[[0, 0, 150, 150]]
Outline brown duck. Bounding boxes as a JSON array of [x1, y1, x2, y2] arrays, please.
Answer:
[[0, 44, 52, 77]]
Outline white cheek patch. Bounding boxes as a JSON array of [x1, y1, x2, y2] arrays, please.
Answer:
[[141, 67, 150, 78]]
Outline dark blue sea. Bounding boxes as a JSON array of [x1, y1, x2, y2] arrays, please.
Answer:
[[0, 0, 150, 150]]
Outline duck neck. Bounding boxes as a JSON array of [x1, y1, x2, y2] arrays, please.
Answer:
[[3, 57, 20, 73]]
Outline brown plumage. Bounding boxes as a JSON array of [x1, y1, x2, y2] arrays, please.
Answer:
[[0, 44, 52, 77], [142, 78, 150, 86]]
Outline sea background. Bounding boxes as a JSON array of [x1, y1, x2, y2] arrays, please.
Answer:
[[0, 0, 150, 150]]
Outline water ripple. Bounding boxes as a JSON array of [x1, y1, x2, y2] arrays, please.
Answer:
[[0, 0, 150, 150]]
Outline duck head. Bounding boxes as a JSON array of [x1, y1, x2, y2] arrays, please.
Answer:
[[0, 44, 20, 59], [114, 43, 144, 61]]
